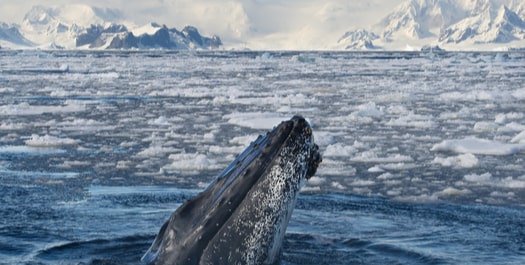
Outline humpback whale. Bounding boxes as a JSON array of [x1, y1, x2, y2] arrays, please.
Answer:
[[142, 115, 321, 265]]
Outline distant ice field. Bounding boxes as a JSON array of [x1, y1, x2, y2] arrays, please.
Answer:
[[1, 50, 525, 206]]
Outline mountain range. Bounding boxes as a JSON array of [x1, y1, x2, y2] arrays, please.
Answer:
[[0, 5, 221, 50], [1, 1, 525, 51], [339, 0, 525, 50]]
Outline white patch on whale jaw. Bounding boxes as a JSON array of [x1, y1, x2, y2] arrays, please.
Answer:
[[239, 132, 314, 264]]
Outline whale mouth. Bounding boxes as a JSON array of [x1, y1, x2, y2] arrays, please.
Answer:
[[142, 115, 321, 265]]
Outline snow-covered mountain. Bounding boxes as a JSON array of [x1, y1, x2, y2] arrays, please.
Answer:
[[338, 0, 525, 50], [439, 5, 525, 44], [0, 23, 33, 48], [75, 23, 221, 50], [336, 29, 379, 50], [0, 4, 221, 50]]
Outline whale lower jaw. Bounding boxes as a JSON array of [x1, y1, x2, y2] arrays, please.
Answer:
[[142, 116, 321, 265]]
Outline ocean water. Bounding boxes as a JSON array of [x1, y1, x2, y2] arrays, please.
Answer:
[[0, 50, 524, 264]]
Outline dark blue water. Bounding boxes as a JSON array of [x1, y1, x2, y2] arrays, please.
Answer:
[[1, 184, 523, 264], [1, 50, 525, 264]]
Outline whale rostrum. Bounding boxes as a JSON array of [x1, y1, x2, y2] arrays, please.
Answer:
[[142, 115, 321, 265]]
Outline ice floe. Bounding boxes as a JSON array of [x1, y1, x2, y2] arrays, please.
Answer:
[[431, 137, 525, 155], [464, 173, 525, 189], [25, 134, 78, 147], [511, 130, 525, 143], [224, 112, 289, 130], [351, 150, 413, 163], [0, 102, 85, 115], [163, 153, 220, 173], [432, 153, 479, 168]]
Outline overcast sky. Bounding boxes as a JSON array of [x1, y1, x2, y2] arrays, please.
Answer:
[[1, 0, 404, 49]]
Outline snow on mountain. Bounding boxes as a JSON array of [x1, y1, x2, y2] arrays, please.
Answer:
[[439, 5, 525, 44], [375, 0, 465, 40], [1, 4, 221, 50], [86, 25, 222, 50], [19, 5, 124, 49], [341, 0, 525, 50], [0, 22, 33, 47], [336, 29, 379, 50], [2, 2, 524, 51]]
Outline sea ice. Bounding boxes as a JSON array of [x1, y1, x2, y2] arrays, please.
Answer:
[[308, 176, 326, 185], [432, 153, 479, 168], [331, 181, 346, 189], [495, 112, 524, 124], [512, 88, 525, 100], [323, 143, 357, 157], [0, 102, 86, 116], [434, 187, 472, 197], [473, 122, 498, 132], [386, 112, 435, 128], [136, 144, 179, 158], [351, 150, 413, 163], [224, 112, 288, 130], [464, 173, 525, 189], [511, 130, 525, 143], [348, 102, 384, 123], [229, 135, 259, 146], [163, 153, 220, 173], [431, 137, 525, 155], [25, 134, 78, 147]]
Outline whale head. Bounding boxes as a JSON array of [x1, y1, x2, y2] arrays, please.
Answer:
[[142, 115, 321, 265]]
